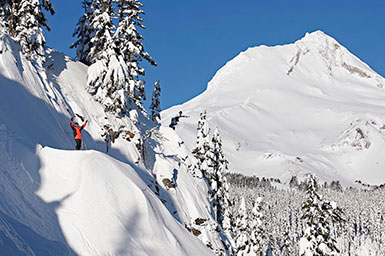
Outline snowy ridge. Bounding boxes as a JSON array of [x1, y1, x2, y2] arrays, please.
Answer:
[[0, 31, 220, 255], [162, 31, 385, 186], [36, 147, 210, 256]]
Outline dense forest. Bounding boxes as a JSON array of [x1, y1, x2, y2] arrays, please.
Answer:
[[226, 173, 385, 255]]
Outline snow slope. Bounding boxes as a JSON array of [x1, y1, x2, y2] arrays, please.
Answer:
[[0, 29, 219, 255], [162, 31, 385, 186], [36, 147, 210, 256]]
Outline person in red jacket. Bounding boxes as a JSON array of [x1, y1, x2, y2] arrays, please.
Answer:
[[70, 118, 88, 150]]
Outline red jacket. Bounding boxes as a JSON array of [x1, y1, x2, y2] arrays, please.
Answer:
[[70, 120, 87, 140]]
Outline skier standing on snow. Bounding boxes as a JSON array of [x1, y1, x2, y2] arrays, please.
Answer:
[[169, 111, 189, 130], [70, 118, 88, 150]]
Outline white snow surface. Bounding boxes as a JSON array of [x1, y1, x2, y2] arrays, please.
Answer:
[[36, 147, 208, 256], [162, 30, 385, 186], [0, 31, 217, 255]]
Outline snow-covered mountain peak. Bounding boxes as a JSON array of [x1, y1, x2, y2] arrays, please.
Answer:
[[206, 31, 384, 95], [163, 31, 385, 186], [292, 31, 385, 89], [298, 30, 336, 44]]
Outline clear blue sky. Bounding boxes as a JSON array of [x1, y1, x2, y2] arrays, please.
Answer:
[[46, 0, 385, 110]]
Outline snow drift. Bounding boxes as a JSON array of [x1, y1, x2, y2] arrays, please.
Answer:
[[162, 31, 385, 186]]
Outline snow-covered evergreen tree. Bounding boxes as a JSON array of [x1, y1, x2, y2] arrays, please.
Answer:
[[281, 230, 294, 256], [192, 111, 213, 178], [221, 202, 235, 255], [211, 128, 235, 254], [319, 200, 344, 255], [113, 0, 156, 109], [0, 0, 11, 29], [150, 80, 161, 122], [74, 0, 156, 115], [249, 197, 265, 255], [300, 174, 322, 255], [0, 0, 54, 62], [234, 197, 250, 255], [71, 0, 96, 65], [299, 174, 344, 256], [87, 0, 114, 61], [211, 128, 226, 220], [13, 0, 54, 62]]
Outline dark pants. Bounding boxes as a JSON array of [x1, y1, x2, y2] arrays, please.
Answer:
[[75, 139, 82, 150]]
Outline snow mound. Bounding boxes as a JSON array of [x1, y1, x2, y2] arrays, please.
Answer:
[[34, 147, 211, 256], [162, 31, 385, 186]]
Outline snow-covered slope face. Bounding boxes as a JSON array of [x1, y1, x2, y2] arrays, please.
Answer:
[[0, 31, 218, 255], [35, 148, 210, 256], [162, 31, 385, 186]]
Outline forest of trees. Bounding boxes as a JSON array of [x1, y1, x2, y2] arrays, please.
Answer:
[[225, 173, 385, 255]]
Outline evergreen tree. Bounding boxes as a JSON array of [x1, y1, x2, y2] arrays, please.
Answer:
[[211, 128, 225, 221], [71, 0, 96, 65], [150, 80, 161, 122], [192, 111, 213, 178], [234, 197, 250, 255], [0, 0, 54, 62], [249, 197, 265, 255], [299, 174, 344, 256], [113, 0, 156, 108], [300, 174, 322, 255], [87, 0, 114, 61], [212, 128, 235, 254], [73, 0, 156, 114], [280, 231, 294, 256], [319, 200, 344, 255], [221, 203, 235, 255], [0, 0, 11, 29]]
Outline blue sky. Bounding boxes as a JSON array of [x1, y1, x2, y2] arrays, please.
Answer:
[[46, 0, 385, 110]]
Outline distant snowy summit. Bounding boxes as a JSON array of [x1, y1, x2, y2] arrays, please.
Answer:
[[162, 31, 385, 186], [208, 30, 384, 92]]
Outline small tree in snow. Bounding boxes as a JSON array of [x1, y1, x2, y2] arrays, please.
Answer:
[[192, 111, 213, 178], [150, 80, 161, 123], [249, 197, 265, 255], [234, 197, 250, 255], [281, 230, 294, 256]]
